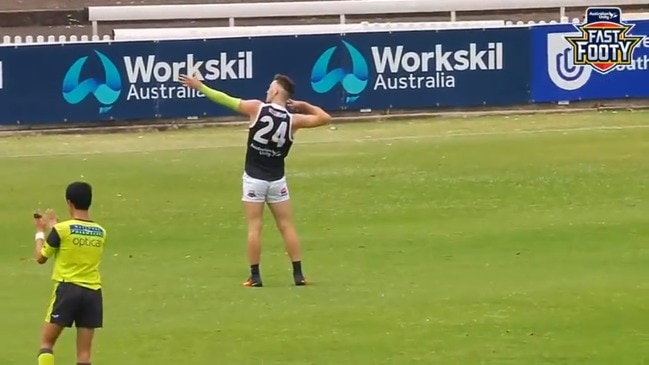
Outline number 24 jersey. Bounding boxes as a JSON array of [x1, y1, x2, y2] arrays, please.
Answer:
[[244, 103, 295, 181]]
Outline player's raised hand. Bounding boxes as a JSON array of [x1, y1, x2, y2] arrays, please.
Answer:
[[178, 74, 203, 90], [44, 209, 58, 229], [33, 210, 48, 232], [287, 99, 309, 112]]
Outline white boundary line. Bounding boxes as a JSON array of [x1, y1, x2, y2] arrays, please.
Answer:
[[1, 123, 647, 159]]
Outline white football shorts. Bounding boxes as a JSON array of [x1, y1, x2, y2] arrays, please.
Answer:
[[241, 172, 290, 204]]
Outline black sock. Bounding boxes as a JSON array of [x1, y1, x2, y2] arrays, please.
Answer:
[[250, 264, 260, 278], [292, 261, 303, 276]]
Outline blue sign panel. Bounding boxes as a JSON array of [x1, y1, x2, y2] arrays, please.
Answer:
[[0, 40, 261, 125], [0, 27, 532, 126], [531, 20, 649, 102], [303, 28, 532, 110]]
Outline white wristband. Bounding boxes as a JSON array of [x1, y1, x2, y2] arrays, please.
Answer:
[[35, 232, 45, 241]]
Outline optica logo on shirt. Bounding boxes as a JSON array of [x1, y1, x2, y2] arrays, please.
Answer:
[[62, 50, 122, 114], [72, 237, 103, 247]]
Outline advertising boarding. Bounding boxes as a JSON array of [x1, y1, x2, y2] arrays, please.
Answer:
[[306, 28, 531, 110], [0, 27, 532, 125], [0, 39, 259, 124], [531, 8, 649, 102]]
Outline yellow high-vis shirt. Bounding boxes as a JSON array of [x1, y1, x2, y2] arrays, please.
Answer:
[[41, 219, 107, 290]]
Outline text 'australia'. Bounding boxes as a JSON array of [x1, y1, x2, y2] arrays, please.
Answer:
[[122, 52, 253, 101], [370, 43, 503, 90]]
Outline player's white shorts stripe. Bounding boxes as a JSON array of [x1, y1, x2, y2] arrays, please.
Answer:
[[241, 172, 290, 204]]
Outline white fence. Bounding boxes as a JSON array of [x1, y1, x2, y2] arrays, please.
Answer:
[[4, 13, 649, 45], [1, 34, 112, 46], [0, 19, 572, 45], [112, 20, 507, 42], [88, 0, 649, 36], [2, 2, 648, 45]]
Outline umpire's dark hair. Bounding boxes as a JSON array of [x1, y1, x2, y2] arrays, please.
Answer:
[[66, 181, 93, 210], [274, 74, 295, 97]]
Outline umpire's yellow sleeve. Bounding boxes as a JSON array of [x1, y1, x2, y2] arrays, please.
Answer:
[[41, 227, 62, 258]]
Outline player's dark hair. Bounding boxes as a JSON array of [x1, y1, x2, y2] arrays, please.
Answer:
[[66, 181, 93, 210], [274, 74, 295, 97]]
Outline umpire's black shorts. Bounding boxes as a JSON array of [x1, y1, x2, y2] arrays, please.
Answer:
[[45, 282, 103, 328]]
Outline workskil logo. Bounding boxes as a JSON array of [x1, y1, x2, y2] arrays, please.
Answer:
[[312, 39, 505, 100], [62, 50, 122, 114], [63, 49, 254, 111], [123, 52, 253, 101], [564, 7, 644, 74], [311, 41, 369, 103]]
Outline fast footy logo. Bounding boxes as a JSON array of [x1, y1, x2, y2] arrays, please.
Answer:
[[564, 7, 644, 74]]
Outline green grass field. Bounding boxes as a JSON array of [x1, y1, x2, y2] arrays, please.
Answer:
[[1, 110, 648, 365]]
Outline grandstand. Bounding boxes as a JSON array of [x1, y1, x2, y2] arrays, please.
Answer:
[[2, 0, 647, 40]]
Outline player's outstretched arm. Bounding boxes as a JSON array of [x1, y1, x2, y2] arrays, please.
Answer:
[[290, 100, 332, 131], [178, 74, 262, 119]]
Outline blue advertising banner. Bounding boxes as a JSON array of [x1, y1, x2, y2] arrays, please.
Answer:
[[303, 28, 532, 111], [531, 20, 649, 103], [0, 39, 263, 125], [0, 27, 532, 126]]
